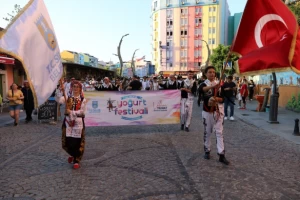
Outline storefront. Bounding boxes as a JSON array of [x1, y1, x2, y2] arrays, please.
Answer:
[[63, 62, 115, 81]]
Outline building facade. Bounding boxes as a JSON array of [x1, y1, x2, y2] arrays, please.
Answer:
[[227, 12, 242, 45], [151, 0, 230, 76]]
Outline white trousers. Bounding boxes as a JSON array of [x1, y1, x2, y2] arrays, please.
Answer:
[[202, 104, 225, 155], [180, 97, 193, 127]]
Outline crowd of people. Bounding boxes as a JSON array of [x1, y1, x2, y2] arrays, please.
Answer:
[[3, 68, 260, 169]]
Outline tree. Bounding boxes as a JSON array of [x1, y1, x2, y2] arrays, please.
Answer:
[[3, 4, 22, 22], [284, 0, 300, 24], [209, 44, 239, 75]]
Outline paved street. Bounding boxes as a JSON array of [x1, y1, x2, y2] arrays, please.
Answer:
[[1, 101, 300, 200]]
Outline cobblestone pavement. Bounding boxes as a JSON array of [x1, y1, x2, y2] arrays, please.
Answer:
[[1, 102, 300, 200]]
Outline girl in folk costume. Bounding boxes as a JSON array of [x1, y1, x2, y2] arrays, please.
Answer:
[[179, 71, 197, 132], [55, 80, 87, 169]]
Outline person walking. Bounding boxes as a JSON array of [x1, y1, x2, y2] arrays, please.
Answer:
[[179, 71, 197, 132], [6, 83, 24, 126], [199, 66, 230, 165], [240, 79, 249, 109], [248, 80, 255, 101], [21, 80, 34, 123], [222, 76, 236, 121], [55, 80, 87, 169]]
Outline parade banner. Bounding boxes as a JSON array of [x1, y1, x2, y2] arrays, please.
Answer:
[[84, 90, 181, 126], [0, 0, 63, 107]]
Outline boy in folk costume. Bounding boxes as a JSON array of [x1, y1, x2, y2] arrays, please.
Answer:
[[179, 71, 197, 132], [198, 66, 229, 165], [56, 80, 87, 169]]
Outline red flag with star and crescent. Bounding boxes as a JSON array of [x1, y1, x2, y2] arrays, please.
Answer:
[[231, 0, 300, 75]]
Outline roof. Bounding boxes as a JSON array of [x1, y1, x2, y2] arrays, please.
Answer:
[[62, 61, 115, 72]]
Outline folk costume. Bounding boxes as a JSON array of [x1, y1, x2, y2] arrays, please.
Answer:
[[159, 79, 179, 90], [180, 78, 197, 131], [55, 84, 86, 169], [199, 79, 229, 165], [95, 82, 114, 91]]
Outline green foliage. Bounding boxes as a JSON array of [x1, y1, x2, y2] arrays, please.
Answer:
[[287, 1, 300, 25], [286, 94, 300, 112], [3, 4, 22, 22], [209, 44, 239, 75]]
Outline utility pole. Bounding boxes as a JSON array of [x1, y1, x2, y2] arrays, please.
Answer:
[[131, 49, 139, 76], [117, 33, 129, 77]]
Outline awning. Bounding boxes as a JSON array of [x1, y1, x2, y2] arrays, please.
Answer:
[[0, 56, 14, 65]]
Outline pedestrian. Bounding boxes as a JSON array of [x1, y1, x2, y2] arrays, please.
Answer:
[[248, 80, 255, 100], [6, 83, 24, 126], [240, 79, 249, 109], [21, 80, 34, 123], [179, 71, 197, 132], [222, 76, 236, 121], [198, 66, 230, 165], [55, 80, 86, 169]]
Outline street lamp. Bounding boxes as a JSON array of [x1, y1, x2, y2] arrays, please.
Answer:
[[131, 49, 139, 76], [117, 33, 129, 77], [201, 39, 210, 70]]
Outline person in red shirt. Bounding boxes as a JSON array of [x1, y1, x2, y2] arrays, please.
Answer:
[[240, 79, 249, 109]]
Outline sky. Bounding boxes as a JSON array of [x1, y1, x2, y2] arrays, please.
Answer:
[[0, 0, 247, 63]]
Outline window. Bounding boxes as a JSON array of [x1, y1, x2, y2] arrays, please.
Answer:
[[212, 38, 215, 44], [195, 8, 199, 14], [167, 9, 172, 17], [213, 7, 216, 12], [194, 51, 198, 57], [209, 17, 212, 23], [213, 16, 216, 23], [184, 62, 187, 67], [154, 1, 157, 8], [167, 32, 169, 36], [184, 18, 188, 25], [198, 62, 201, 66], [184, 50, 187, 57], [180, 62, 183, 67], [167, 21, 169, 26], [167, 42, 170, 46], [167, 51, 170, 58], [184, 30, 187, 35], [181, 51, 184, 57], [208, 28, 211, 34], [199, 7, 202, 13], [208, 38, 212, 44], [209, 7, 212, 12], [166, 0, 172, 5], [184, 39, 187, 47], [170, 20, 173, 25], [181, 8, 188, 15], [181, 39, 184, 46], [212, 27, 216, 34], [181, 0, 187, 4], [170, 31, 173, 36]]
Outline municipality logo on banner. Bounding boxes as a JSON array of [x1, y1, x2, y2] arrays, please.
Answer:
[[0, 0, 63, 107]]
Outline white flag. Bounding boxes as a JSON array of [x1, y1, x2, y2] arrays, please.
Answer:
[[0, 0, 63, 107]]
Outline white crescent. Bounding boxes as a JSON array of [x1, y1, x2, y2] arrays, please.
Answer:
[[254, 14, 288, 48]]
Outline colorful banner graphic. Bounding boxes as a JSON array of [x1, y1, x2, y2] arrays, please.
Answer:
[[84, 90, 181, 126]]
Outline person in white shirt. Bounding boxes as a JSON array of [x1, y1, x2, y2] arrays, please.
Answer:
[[150, 77, 159, 90], [141, 76, 150, 90]]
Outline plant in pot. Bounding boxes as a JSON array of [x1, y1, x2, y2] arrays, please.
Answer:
[[286, 95, 295, 110]]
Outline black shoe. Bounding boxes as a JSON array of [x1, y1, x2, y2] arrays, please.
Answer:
[[219, 155, 230, 165], [14, 122, 18, 126], [204, 152, 210, 160], [181, 124, 184, 130], [185, 127, 189, 132]]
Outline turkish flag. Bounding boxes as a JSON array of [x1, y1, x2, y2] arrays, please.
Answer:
[[231, 0, 299, 75]]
